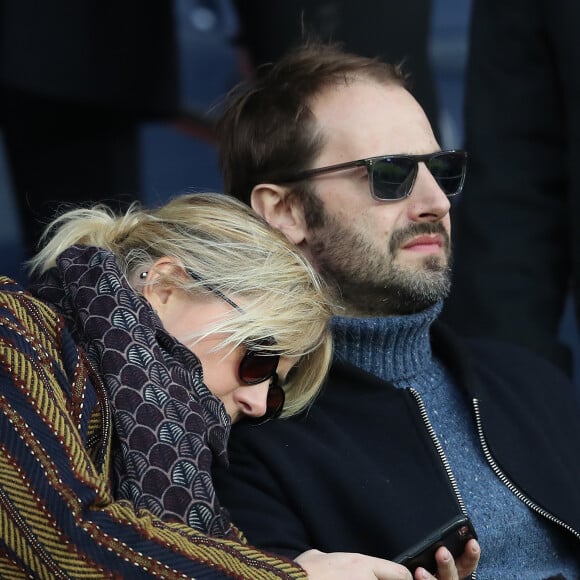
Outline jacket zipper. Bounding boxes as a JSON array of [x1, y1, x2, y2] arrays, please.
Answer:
[[410, 389, 476, 580], [473, 398, 580, 541]]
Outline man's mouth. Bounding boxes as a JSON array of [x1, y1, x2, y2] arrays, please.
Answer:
[[400, 234, 444, 254]]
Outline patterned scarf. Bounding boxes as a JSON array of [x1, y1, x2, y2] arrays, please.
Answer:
[[31, 245, 236, 538]]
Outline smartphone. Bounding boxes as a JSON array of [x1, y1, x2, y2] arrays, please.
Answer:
[[393, 515, 477, 574]]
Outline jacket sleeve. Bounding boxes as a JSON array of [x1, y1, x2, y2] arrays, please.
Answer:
[[0, 277, 305, 579], [213, 423, 314, 560]]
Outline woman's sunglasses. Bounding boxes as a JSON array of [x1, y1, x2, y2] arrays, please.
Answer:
[[238, 343, 284, 425], [278, 150, 467, 202], [187, 270, 285, 424]]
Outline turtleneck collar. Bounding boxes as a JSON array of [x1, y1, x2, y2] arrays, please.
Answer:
[[331, 301, 442, 384]]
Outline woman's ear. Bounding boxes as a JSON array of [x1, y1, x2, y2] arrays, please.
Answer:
[[251, 184, 308, 245], [140, 256, 184, 313]]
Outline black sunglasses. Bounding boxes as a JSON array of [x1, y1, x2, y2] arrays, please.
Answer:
[[187, 270, 285, 423], [279, 150, 467, 202]]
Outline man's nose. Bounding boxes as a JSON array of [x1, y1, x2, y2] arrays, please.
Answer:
[[406, 163, 451, 221]]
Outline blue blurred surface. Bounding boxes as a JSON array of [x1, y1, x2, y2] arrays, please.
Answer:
[[0, 132, 26, 283]]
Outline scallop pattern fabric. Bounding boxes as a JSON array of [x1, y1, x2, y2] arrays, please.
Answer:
[[31, 245, 235, 539]]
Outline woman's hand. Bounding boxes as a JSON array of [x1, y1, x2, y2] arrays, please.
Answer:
[[295, 541, 480, 580], [296, 549, 418, 580]]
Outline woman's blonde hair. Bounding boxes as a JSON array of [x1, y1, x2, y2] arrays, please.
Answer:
[[28, 193, 333, 417]]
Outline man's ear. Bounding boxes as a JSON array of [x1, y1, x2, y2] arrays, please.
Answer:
[[251, 184, 308, 245]]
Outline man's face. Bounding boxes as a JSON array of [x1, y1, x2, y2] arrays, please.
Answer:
[[300, 80, 452, 316]]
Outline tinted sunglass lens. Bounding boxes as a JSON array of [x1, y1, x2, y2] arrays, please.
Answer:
[[371, 158, 417, 200], [265, 382, 285, 418], [427, 152, 467, 196], [239, 351, 280, 385]]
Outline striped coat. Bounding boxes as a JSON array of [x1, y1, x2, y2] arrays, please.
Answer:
[[0, 276, 305, 579]]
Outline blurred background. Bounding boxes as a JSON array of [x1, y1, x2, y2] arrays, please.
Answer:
[[1, 0, 578, 388]]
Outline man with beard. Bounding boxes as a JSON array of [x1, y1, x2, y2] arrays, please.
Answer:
[[212, 42, 580, 578]]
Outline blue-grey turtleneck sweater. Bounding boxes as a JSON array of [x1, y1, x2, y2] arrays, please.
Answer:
[[331, 301, 579, 579]]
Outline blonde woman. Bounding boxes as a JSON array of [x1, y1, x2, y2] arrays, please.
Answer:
[[0, 192, 331, 579]]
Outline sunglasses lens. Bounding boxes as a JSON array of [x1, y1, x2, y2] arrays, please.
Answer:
[[371, 152, 467, 200], [239, 350, 280, 385], [265, 382, 285, 417], [427, 151, 467, 196], [371, 157, 417, 200]]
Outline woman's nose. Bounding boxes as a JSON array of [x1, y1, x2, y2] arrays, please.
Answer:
[[233, 380, 270, 419]]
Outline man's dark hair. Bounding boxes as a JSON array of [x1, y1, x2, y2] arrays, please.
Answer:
[[217, 40, 407, 215]]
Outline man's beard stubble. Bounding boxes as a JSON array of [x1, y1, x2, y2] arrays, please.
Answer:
[[307, 216, 452, 317]]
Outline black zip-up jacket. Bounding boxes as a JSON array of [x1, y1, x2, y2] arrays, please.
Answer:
[[213, 324, 580, 562]]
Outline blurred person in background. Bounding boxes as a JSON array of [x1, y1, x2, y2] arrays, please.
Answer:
[[442, 0, 580, 384], [233, 0, 440, 139]]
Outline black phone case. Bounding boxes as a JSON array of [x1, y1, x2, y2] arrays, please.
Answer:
[[393, 515, 477, 574]]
